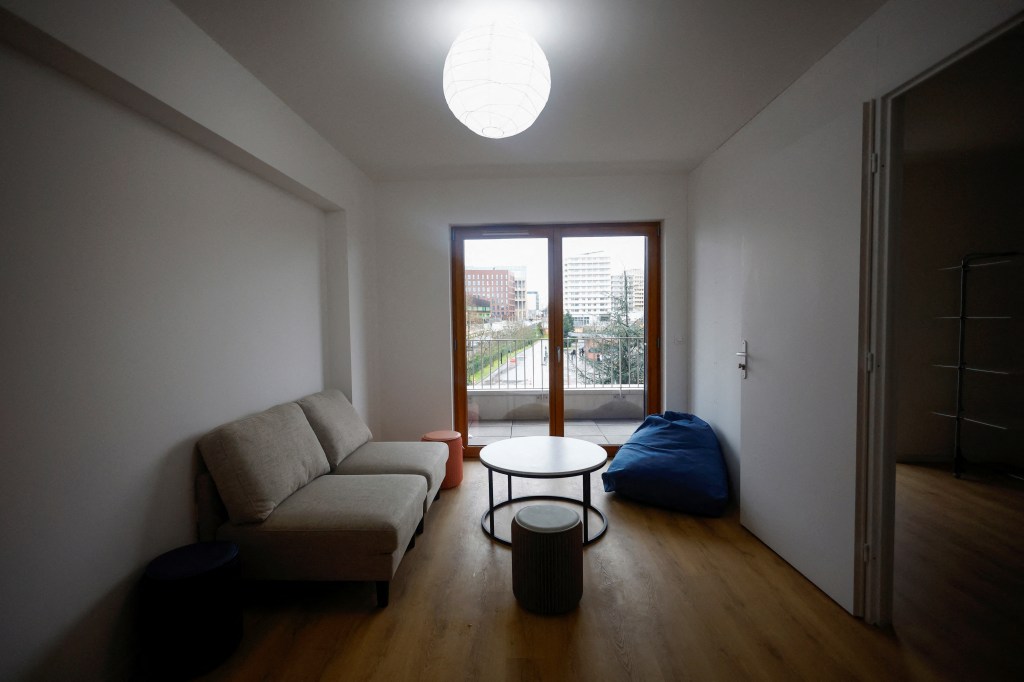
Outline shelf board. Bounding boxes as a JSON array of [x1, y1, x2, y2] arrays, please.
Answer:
[[967, 367, 1012, 376], [930, 364, 1011, 375], [939, 254, 1019, 271], [931, 411, 1014, 431], [962, 416, 1010, 431], [934, 315, 1012, 320]]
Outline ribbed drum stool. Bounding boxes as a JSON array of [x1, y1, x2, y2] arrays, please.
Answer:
[[421, 429, 464, 489], [512, 505, 583, 614]]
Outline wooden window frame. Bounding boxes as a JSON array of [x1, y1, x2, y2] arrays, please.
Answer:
[[452, 222, 661, 458]]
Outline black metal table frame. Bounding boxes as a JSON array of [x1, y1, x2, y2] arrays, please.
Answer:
[[480, 466, 608, 546]]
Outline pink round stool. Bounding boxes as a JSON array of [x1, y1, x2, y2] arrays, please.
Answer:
[[422, 430, 464, 489]]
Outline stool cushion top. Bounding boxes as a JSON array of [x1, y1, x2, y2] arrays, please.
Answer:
[[422, 430, 461, 442], [146, 541, 238, 581], [515, 505, 580, 533]]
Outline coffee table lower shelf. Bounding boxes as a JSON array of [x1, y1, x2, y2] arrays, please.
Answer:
[[481, 494, 608, 546]]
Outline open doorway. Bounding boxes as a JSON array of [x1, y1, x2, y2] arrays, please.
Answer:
[[870, 18, 1024, 678]]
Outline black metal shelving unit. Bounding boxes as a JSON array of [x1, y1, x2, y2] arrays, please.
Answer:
[[932, 251, 1019, 477]]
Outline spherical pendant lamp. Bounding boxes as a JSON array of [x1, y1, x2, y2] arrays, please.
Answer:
[[442, 18, 551, 139]]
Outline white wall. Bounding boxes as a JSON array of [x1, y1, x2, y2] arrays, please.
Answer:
[[0, 0, 381, 427], [0, 2, 378, 679], [1, 0, 362, 211], [687, 181, 743, 494], [343, 193, 382, 431], [374, 175, 688, 440], [0, 43, 325, 680], [689, 0, 1023, 612]]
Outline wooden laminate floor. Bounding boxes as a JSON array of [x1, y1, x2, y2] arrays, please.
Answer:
[[893, 462, 1024, 682], [193, 461, 1016, 682]]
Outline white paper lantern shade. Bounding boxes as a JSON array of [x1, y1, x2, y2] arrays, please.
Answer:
[[443, 20, 551, 139]]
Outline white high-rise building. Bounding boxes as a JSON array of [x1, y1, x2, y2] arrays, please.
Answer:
[[611, 267, 645, 315], [563, 251, 612, 325]]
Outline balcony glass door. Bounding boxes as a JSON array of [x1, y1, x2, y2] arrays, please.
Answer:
[[461, 235, 550, 446], [452, 223, 660, 456], [562, 235, 651, 445]]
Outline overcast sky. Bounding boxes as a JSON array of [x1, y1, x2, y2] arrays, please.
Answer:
[[465, 235, 646, 302]]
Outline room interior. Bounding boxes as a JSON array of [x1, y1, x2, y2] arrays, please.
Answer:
[[888, 20, 1024, 679], [1, 1, 1021, 680]]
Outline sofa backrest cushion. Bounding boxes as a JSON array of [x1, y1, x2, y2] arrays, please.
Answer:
[[197, 402, 331, 523], [296, 389, 373, 468]]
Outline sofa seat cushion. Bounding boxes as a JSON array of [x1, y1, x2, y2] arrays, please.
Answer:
[[333, 441, 448, 492], [296, 389, 373, 467], [225, 474, 425, 554], [197, 403, 331, 524], [218, 474, 426, 581]]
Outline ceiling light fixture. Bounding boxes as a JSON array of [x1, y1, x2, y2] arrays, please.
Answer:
[[442, 18, 551, 139]]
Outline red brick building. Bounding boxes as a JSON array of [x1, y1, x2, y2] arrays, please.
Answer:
[[465, 268, 516, 320]]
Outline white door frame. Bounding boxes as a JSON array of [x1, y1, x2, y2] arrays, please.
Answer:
[[858, 13, 1024, 626]]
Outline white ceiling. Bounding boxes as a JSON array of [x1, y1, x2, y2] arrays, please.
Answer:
[[172, 0, 885, 181]]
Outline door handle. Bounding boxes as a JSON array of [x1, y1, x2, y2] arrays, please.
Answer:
[[736, 341, 748, 379]]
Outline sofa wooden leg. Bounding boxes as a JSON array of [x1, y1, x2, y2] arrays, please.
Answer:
[[376, 581, 389, 608], [434, 489, 441, 501], [407, 533, 416, 551], [416, 518, 425, 535]]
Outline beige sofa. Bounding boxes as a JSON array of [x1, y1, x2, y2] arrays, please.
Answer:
[[195, 389, 448, 606]]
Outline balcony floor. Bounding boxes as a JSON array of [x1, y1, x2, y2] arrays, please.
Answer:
[[468, 419, 643, 446]]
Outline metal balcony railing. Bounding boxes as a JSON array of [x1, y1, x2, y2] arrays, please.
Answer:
[[466, 336, 646, 390]]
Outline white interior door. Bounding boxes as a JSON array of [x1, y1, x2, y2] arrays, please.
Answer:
[[737, 139, 863, 614]]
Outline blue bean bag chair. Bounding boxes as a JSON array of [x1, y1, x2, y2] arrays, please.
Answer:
[[602, 412, 729, 516]]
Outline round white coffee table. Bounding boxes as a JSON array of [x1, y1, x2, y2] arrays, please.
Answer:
[[479, 436, 609, 546]]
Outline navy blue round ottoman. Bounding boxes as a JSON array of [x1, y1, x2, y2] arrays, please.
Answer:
[[141, 541, 241, 678]]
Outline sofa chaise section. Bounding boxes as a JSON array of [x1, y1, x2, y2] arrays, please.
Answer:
[[215, 474, 425, 605]]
